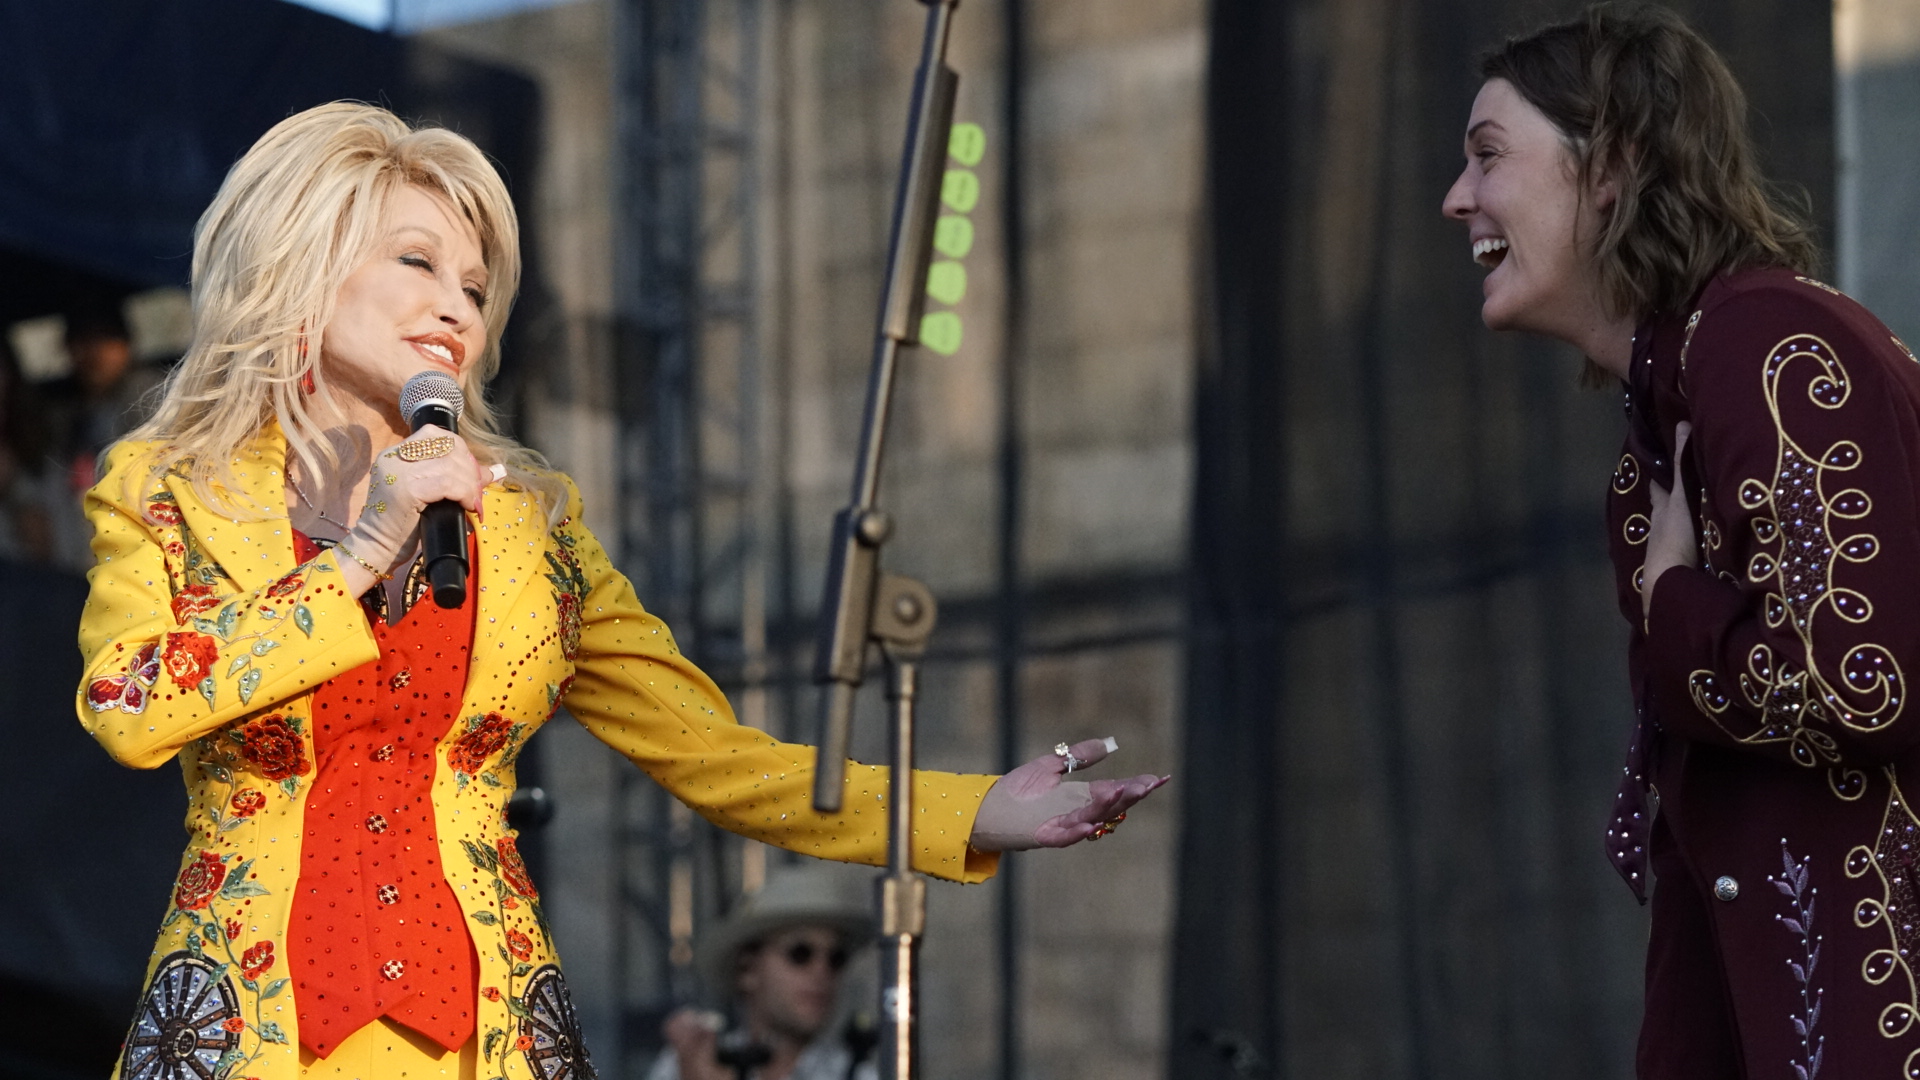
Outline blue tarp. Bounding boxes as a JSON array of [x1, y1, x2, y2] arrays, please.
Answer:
[[0, 0, 541, 290]]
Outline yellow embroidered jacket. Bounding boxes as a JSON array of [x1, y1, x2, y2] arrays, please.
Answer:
[[77, 427, 998, 1080]]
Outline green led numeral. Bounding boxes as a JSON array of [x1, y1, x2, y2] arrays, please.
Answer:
[[920, 311, 963, 357], [941, 169, 980, 213], [949, 122, 986, 167], [934, 216, 974, 259], [926, 261, 967, 306]]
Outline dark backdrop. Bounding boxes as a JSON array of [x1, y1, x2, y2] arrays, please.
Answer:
[[1173, 2, 1833, 1077]]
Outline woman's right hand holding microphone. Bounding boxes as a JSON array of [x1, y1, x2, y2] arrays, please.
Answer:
[[331, 426, 492, 596]]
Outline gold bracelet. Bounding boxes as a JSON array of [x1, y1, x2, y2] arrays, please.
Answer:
[[335, 542, 393, 583]]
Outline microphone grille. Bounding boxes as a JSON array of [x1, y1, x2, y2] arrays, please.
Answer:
[[399, 371, 465, 424]]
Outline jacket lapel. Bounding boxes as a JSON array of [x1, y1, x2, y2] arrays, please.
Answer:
[[462, 484, 548, 708], [167, 425, 298, 595]]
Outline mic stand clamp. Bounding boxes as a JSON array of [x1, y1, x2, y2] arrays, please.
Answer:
[[872, 574, 936, 1080]]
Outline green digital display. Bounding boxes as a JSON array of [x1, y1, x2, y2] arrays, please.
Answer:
[[921, 123, 984, 357]]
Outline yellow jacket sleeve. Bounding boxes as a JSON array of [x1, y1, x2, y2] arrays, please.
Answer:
[[554, 483, 1000, 884], [75, 445, 380, 769]]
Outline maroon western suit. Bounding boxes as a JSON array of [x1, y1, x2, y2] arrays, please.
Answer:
[[1611, 265, 1920, 1078]]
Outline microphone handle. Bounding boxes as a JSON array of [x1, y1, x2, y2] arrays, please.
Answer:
[[409, 403, 467, 608], [422, 501, 467, 608]]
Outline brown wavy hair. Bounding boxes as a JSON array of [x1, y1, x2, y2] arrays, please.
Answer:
[[1480, 3, 1818, 321]]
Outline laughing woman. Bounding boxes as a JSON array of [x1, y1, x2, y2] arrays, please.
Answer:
[[79, 102, 1163, 1080], [1445, 7, 1920, 1078]]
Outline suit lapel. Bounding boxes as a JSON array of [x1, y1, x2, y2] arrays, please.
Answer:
[[167, 425, 297, 595]]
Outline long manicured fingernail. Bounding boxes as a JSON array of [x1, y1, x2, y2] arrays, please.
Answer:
[[1102, 736, 1119, 752]]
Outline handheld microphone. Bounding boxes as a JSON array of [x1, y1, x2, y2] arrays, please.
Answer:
[[398, 371, 468, 608]]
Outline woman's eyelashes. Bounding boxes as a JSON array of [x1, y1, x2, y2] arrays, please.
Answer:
[[400, 252, 487, 309]]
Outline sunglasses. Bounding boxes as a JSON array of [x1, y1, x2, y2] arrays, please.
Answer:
[[779, 940, 850, 972]]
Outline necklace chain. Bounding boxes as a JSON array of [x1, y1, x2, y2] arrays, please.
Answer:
[[289, 470, 352, 531]]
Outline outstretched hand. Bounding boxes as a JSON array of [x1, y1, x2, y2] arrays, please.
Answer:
[[968, 738, 1168, 852]]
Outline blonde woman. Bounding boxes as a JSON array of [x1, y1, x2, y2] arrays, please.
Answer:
[[79, 102, 1163, 1080]]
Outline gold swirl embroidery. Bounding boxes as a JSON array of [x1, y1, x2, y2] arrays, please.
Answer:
[[1729, 645, 1842, 767], [1847, 774, 1920, 1036], [1613, 453, 1641, 495], [1623, 513, 1650, 546], [1735, 333, 1903, 738]]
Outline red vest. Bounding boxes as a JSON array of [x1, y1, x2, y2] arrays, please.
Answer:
[[289, 532, 480, 1056]]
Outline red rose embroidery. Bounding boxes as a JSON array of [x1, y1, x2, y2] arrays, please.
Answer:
[[239, 716, 310, 781], [481, 986, 502, 1002], [497, 837, 539, 899], [222, 1016, 245, 1033], [505, 930, 533, 961], [229, 789, 266, 819], [146, 499, 183, 526], [173, 851, 227, 910], [224, 918, 243, 941], [161, 632, 219, 690], [164, 540, 185, 558], [241, 941, 274, 979], [170, 584, 222, 623], [515, 1035, 534, 1051], [266, 572, 304, 598], [555, 591, 582, 661], [448, 714, 514, 776]]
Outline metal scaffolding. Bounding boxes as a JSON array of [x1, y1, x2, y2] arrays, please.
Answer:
[[611, 0, 768, 1071]]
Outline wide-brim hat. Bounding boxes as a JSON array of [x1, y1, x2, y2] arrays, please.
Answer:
[[696, 861, 877, 999]]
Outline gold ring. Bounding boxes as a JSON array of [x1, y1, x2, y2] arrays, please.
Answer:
[[396, 436, 454, 462], [1054, 741, 1084, 773], [1088, 812, 1126, 841]]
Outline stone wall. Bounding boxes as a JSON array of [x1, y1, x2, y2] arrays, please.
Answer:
[[423, 2, 1203, 1077]]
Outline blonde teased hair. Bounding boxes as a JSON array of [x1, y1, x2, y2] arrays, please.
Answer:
[[121, 101, 565, 523]]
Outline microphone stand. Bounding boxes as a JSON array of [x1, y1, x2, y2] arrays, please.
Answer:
[[809, 3, 960, 1079]]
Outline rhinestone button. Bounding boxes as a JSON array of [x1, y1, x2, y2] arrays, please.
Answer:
[[365, 814, 389, 834], [381, 959, 405, 980], [1713, 875, 1739, 902], [377, 884, 400, 905], [373, 744, 395, 762], [389, 669, 412, 691]]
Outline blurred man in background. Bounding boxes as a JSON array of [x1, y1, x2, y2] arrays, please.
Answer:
[[36, 300, 163, 571], [651, 863, 880, 1080]]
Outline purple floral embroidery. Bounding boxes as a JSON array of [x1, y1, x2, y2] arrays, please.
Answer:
[[1770, 842, 1823, 1079]]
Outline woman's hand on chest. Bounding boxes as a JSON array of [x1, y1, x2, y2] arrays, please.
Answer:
[[1643, 421, 1702, 619]]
